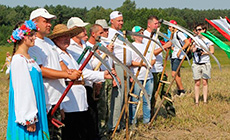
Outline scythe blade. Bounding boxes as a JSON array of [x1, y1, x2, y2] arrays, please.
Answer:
[[161, 19, 221, 70], [93, 52, 122, 93], [98, 43, 150, 106], [157, 31, 191, 65]]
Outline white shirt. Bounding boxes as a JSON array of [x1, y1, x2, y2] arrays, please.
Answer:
[[28, 37, 68, 110], [193, 36, 213, 64], [143, 30, 163, 73], [171, 31, 187, 59], [131, 42, 154, 80], [108, 28, 132, 66], [67, 39, 105, 88]]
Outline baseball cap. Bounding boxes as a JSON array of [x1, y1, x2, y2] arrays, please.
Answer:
[[170, 20, 177, 25], [30, 8, 56, 20], [110, 11, 123, 20], [95, 19, 109, 29], [132, 26, 144, 33], [67, 17, 89, 29]]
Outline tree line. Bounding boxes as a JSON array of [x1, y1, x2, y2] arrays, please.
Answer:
[[1, 0, 230, 46]]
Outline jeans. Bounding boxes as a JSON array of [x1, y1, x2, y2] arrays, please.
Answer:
[[129, 78, 154, 124]]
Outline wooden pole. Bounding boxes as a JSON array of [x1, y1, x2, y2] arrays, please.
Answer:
[[122, 31, 129, 140], [154, 49, 170, 100], [49, 45, 98, 127], [148, 44, 191, 128], [111, 31, 154, 139]]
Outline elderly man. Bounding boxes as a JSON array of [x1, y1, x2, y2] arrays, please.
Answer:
[[107, 11, 132, 132], [49, 23, 114, 140], [28, 8, 82, 139], [142, 15, 176, 117], [95, 19, 110, 37]]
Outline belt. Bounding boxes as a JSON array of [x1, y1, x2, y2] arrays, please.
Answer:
[[195, 63, 206, 65], [65, 80, 85, 86]]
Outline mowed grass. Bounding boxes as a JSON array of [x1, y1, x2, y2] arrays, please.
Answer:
[[1, 44, 230, 139]]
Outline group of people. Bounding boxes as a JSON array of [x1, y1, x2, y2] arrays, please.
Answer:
[[6, 7, 213, 140]]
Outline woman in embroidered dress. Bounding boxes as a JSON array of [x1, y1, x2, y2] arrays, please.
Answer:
[[7, 20, 50, 140]]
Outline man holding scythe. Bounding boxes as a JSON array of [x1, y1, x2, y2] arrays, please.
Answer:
[[48, 23, 114, 140], [107, 11, 132, 133], [143, 15, 176, 117], [168, 20, 190, 97]]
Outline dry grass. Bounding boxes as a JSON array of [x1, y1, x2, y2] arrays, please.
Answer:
[[112, 66, 230, 140], [1, 46, 230, 139]]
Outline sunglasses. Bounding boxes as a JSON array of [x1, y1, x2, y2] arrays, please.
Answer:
[[196, 28, 203, 32]]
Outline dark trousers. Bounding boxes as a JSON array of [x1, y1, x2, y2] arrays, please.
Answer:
[[85, 86, 99, 139], [62, 111, 92, 140], [48, 106, 61, 140]]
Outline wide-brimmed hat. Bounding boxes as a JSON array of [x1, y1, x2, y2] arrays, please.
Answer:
[[48, 24, 84, 39]]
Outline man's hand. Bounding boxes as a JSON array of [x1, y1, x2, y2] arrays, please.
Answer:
[[107, 44, 114, 52], [67, 70, 82, 80], [27, 124, 36, 132]]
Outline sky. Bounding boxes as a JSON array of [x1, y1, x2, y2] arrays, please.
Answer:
[[0, 0, 230, 10]]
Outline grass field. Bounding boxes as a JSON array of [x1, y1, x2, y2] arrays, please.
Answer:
[[0, 44, 230, 139]]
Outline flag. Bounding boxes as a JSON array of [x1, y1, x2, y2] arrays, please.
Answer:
[[205, 18, 230, 41], [201, 31, 230, 59], [211, 18, 230, 35], [225, 16, 230, 24]]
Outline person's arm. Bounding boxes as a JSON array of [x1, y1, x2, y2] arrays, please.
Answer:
[[209, 45, 214, 54], [151, 59, 156, 66], [177, 38, 190, 58], [191, 44, 197, 53], [154, 41, 172, 56], [202, 45, 214, 55], [131, 61, 146, 67], [40, 65, 82, 80]]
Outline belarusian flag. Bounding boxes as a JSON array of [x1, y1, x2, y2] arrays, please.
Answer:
[[201, 31, 230, 59], [205, 18, 230, 41]]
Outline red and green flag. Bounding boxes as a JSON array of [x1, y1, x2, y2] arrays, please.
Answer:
[[201, 31, 230, 59], [205, 18, 230, 41]]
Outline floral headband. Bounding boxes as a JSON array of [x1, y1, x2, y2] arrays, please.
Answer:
[[8, 20, 38, 43]]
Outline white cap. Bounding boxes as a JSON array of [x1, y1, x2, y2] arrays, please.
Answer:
[[110, 11, 123, 20], [67, 17, 89, 29], [30, 8, 56, 20], [95, 19, 109, 29]]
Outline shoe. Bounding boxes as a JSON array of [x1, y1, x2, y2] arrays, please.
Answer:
[[177, 90, 186, 97]]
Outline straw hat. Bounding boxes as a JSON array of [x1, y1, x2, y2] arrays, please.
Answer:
[[48, 24, 84, 39]]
